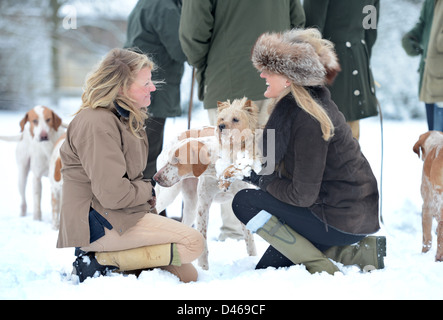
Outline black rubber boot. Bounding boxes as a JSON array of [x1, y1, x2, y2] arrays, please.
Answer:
[[72, 249, 117, 283]]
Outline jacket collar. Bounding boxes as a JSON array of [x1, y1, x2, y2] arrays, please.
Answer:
[[113, 102, 130, 119]]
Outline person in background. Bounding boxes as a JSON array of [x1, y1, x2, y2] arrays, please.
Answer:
[[124, 0, 187, 185], [402, 0, 438, 130], [179, 0, 305, 241], [232, 28, 385, 274], [57, 48, 204, 283], [416, 0, 443, 131], [304, 0, 380, 140]]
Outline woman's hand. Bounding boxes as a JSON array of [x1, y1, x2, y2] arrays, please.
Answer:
[[148, 196, 156, 208], [148, 180, 156, 208]]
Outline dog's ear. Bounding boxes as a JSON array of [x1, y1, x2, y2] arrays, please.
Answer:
[[19, 112, 29, 132], [192, 163, 208, 177], [191, 142, 210, 177], [243, 99, 259, 116], [217, 100, 231, 112], [413, 132, 431, 159], [51, 110, 63, 131]]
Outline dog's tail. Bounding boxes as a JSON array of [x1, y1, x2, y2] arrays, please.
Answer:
[[0, 134, 22, 142], [413, 131, 432, 159]]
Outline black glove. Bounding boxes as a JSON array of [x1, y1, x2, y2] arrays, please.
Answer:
[[242, 170, 276, 191], [402, 34, 423, 56], [242, 170, 261, 186], [150, 179, 156, 197]]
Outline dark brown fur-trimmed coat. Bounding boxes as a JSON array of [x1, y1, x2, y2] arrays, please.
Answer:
[[264, 87, 380, 235]]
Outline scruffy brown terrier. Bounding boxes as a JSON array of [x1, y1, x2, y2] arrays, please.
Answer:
[[215, 97, 262, 191], [216, 97, 259, 144]]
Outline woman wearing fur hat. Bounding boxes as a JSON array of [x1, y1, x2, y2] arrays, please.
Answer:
[[231, 29, 385, 275]]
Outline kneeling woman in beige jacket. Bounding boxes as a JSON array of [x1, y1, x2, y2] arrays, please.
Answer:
[[57, 48, 204, 283]]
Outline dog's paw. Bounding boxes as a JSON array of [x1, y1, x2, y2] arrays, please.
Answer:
[[218, 179, 232, 192], [218, 164, 242, 191]]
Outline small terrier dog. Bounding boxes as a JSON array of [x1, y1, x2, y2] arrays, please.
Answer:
[[215, 97, 263, 191]]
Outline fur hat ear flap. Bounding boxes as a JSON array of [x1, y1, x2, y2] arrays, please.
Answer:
[[324, 65, 341, 85], [316, 43, 341, 85]]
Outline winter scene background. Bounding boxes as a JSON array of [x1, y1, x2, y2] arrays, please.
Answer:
[[1, 0, 443, 300]]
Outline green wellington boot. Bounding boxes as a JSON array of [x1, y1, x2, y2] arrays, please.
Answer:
[[250, 212, 339, 275], [323, 236, 386, 271]]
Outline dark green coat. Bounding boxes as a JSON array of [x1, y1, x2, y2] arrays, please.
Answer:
[[125, 0, 186, 118], [304, 0, 379, 121], [179, 0, 305, 109]]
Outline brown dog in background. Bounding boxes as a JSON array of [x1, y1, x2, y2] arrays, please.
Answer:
[[413, 131, 443, 261]]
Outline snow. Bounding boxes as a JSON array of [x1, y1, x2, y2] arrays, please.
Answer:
[[0, 100, 442, 300], [1, 0, 442, 300]]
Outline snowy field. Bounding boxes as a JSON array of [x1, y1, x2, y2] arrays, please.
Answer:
[[0, 99, 442, 300]]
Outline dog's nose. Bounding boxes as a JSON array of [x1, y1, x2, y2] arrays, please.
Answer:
[[39, 131, 49, 141], [218, 123, 226, 131]]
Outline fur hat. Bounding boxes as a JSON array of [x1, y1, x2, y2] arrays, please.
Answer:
[[251, 28, 341, 86]]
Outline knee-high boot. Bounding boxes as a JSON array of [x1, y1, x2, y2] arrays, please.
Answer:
[[247, 211, 339, 275], [95, 243, 181, 270], [73, 243, 181, 283]]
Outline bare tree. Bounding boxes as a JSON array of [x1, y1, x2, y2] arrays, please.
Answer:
[[0, 0, 130, 110]]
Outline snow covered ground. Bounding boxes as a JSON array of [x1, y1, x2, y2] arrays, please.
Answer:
[[0, 100, 442, 300]]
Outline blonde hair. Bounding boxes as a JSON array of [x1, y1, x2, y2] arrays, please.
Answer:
[[77, 48, 155, 137], [272, 85, 335, 141]]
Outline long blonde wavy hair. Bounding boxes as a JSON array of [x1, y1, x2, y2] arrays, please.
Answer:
[[270, 84, 335, 142], [77, 48, 155, 137]]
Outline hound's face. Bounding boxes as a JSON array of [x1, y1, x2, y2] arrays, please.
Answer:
[[153, 140, 211, 187], [20, 105, 62, 142]]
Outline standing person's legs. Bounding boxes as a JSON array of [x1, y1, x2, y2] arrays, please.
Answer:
[[347, 120, 360, 140], [144, 117, 167, 216], [254, 99, 270, 127], [434, 103, 443, 131], [426, 103, 435, 131], [206, 98, 271, 240], [143, 117, 166, 180], [207, 108, 245, 240]]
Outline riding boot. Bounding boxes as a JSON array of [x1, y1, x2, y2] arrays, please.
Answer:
[[247, 211, 339, 275], [73, 243, 181, 283], [95, 243, 181, 271], [323, 236, 386, 271]]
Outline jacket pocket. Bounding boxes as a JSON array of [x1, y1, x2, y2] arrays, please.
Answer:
[[425, 57, 443, 98], [436, 28, 443, 53]]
